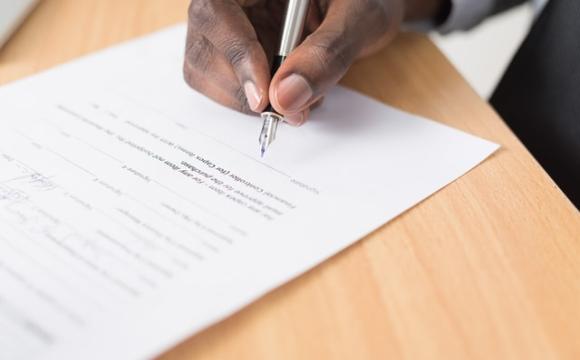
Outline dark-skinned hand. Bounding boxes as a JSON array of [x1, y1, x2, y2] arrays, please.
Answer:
[[184, 0, 446, 125]]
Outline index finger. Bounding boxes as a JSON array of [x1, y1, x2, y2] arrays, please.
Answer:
[[188, 0, 271, 112]]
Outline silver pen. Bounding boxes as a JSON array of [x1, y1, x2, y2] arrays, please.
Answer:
[[259, 0, 311, 157]]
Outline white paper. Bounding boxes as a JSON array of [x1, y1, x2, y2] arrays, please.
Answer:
[[0, 25, 498, 360]]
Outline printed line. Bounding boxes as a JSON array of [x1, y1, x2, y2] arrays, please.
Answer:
[[10, 129, 97, 178], [0, 232, 105, 312], [123, 192, 224, 249], [151, 179, 235, 227], [72, 136, 123, 163], [0, 218, 125, 304], [42, 147, 97, 178], [118, 92, 293, 178]]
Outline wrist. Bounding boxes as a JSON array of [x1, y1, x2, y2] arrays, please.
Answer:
[[403, 0, 451, 24]]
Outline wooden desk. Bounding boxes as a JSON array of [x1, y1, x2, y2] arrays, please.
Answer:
[[1, 1, 579, 358]]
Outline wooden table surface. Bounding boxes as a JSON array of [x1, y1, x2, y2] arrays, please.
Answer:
[[1, 0, 579, 359]]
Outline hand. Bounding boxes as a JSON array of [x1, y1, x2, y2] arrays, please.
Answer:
[[184, 0, 445, 125]]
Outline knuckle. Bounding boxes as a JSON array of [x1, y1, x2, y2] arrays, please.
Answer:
[[188, 0, 217, 29], [234, 86, 252, 114], [185, 33, 213, 73], [222, 38, 256, 69], [357, 0, 393, 35], [307, 31, 353, 72]]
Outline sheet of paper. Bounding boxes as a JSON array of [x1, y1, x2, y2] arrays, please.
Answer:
[[0, 25, 498, 360]]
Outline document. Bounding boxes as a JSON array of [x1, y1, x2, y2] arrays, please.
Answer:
[[0, 25, 498, 360]]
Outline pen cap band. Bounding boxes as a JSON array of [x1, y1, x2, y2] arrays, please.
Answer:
[[278, 0, 310, 56]]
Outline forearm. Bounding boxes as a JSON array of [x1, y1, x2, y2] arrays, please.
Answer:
[[405, 0, 531, 33], [439, 0, 530, 33], [492, 0, 529, 15], [404, 0, 451, 23]]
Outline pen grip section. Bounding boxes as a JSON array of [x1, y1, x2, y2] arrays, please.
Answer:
[[265, 55, 287, 114]]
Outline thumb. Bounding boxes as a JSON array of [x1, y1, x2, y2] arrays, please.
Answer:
[[269, 27, 357, 119], [269, 0, 398, 123]]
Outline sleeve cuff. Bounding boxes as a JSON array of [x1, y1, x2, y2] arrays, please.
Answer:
[[438, 0, 495, 33], [403, 0, 495, 33]]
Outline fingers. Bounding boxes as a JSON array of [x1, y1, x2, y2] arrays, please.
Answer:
[[184, 0, 401, 124], [270, 0, 401, 122], [285, 108, 310, 126], [185, 0, 271, 113], [184, 31, 252, 113]]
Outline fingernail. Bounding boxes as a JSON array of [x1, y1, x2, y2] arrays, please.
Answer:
[[244, 81, 262, 112], [285, 109, 309, 126], [275, 74, 313, 113]]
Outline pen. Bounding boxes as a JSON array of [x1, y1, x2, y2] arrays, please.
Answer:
[[259, 0, 311, 157]]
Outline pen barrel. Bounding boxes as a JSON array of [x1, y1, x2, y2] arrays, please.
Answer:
[[278, 0, 310, 56], [263, 0, 309, 114], [265, 55, 287, 113]]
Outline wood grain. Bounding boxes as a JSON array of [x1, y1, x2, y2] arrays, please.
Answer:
[[1, 1, 579, 359]]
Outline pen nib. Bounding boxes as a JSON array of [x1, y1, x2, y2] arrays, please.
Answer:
[[258, 112, 282, 158]]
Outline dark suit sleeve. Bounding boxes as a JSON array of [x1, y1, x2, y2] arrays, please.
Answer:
[[491, 0, 580, 207], [438, 0, 531, 33], [492, 0, 529, 15]]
